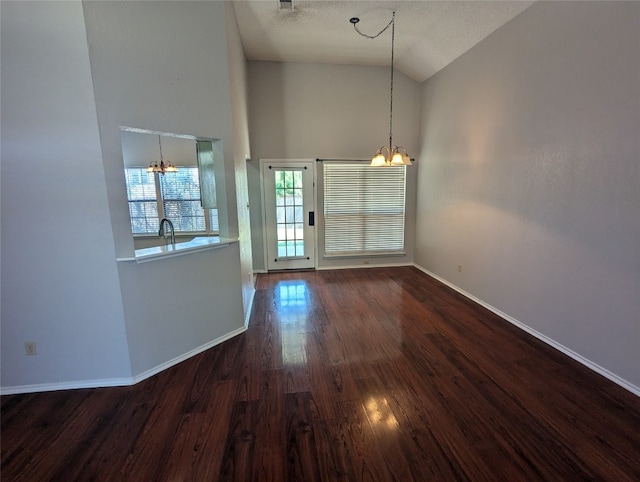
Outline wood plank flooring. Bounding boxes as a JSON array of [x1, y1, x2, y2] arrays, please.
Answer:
[[2, 266, 640, 481]]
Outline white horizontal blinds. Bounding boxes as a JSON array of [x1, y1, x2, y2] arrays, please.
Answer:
[[125, 168, 159, 234], [209, 209, 219, 232], [160, 168, 205, 232], [124, 167, 219, 234], [323, 162, 406, 256]]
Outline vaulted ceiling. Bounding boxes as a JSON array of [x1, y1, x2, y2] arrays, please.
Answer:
[[232, 0, 536, 83]]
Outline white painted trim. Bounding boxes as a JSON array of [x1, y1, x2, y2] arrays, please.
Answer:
[[412, 264, 640, 398], [0, 377, 132, 396], [1, 325, 248, 395], [316, 262, 413, 271], [260, 159, 317, 271], [130, 325, 248, 385], [245, 286, 256, 328]]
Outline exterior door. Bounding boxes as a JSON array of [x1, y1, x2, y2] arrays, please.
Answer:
[[262, 160, 315, 270]]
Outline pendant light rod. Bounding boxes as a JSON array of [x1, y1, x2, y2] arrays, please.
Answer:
[[158, 134, 164, 163]]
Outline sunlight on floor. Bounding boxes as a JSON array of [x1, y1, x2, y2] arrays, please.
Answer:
[[364, 396, 399, 430], [276, 281, 309, 365]]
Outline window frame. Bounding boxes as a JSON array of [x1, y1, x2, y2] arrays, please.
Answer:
[[320, 160, 407, 258], [124, 166, 219, 236]]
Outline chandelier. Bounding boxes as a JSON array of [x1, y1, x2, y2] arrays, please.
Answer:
[[147, 135, 178, 175], [350, 11, 412, 166]]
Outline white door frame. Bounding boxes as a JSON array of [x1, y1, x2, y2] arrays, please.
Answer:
[[260, 159, 317, 270]]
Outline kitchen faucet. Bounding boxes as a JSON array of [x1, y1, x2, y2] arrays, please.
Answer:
[[158, 218, 175, 246]]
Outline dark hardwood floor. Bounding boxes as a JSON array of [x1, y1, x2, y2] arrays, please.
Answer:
[[2, 266, 640, 481]]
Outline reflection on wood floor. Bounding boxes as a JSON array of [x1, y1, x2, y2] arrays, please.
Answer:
[[2, 266, 640, 481]]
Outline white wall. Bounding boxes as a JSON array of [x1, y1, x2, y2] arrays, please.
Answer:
[[247, 61, 422, 270], [248, 61, 420, 162], [82, 0, 240, 253], [1, 1, 132, 391], [225, 2, 255, 321], [121, 131, 198, 168], [247, 160, 265, 271], [82, 0, 246, 377], [118, 244, 244, 377], [416, 1, 640, 390]]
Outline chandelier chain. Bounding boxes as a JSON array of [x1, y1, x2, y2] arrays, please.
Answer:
[[352, 12, 397, 150], [389, 12, 395, 150], [352, 15, 394, 40], [351, 11, 411, 166]]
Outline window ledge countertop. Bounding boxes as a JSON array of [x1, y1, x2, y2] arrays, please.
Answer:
[[117, 236, 239, 264]]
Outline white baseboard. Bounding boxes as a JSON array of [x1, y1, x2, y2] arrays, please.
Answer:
[[130, 325, 248, 385], [316, 262, 414, 271], [1, 325, 248, 396], [0, 377, 133, 396], [256, 262, 412, 272], [412, 264, 640, 398]]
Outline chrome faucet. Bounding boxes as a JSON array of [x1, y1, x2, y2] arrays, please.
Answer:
[[158, 218, 175, 246]]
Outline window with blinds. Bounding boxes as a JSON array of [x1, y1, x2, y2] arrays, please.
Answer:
[[323, 162, 406, 256], [125, 167, 218, 235], [159, 169, 206, 232], [125, 168, 160, 234]]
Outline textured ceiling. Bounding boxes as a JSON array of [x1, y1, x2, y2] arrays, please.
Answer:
[[232, 0, 535, 82]]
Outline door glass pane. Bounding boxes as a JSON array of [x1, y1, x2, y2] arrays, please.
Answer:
[[295, 223, 304, 256], [275, 169, 305, 259]]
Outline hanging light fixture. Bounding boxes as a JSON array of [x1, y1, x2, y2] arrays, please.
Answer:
[[351, 12, 412, 167], [147, 135, 178, 175]]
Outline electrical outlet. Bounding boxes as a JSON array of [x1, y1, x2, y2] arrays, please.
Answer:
[[25, 342, 37, 356], [458, 264, 463, 273]]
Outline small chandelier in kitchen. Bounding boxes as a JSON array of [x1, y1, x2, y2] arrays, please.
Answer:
[[147, 135, 178, 175]]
